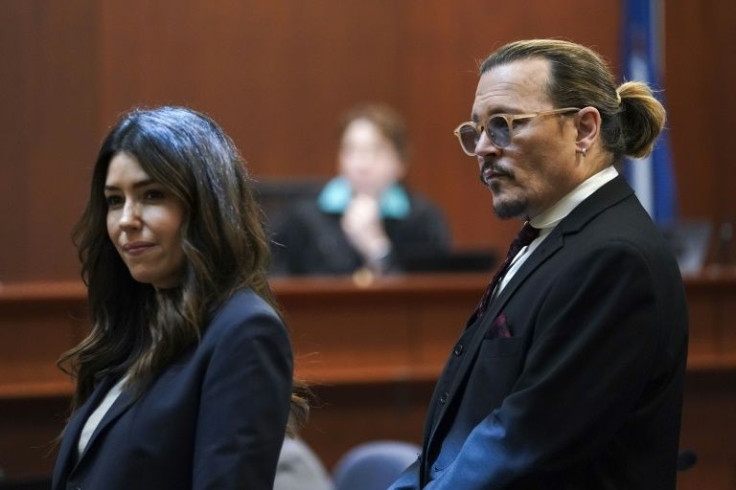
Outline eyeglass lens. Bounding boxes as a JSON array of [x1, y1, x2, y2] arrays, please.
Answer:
[[487, 116, 512, 148], [457, 126, 480, 155], [458, 116, 512, 155]]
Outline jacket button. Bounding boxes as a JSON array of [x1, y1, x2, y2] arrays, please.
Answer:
[[453, 343, 463, 356], [439, 392, 449, 404]]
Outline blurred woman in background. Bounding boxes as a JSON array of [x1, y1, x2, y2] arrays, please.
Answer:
[[271, 103, 451, 277]]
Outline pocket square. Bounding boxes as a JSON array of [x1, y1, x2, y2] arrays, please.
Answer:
[[485, 313, 512, 339]]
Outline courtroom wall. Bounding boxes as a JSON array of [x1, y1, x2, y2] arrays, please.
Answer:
[[1, 0, 734, 282]]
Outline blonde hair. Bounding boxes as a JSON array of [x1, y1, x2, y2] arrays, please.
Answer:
[[480, 39, 666, 163]]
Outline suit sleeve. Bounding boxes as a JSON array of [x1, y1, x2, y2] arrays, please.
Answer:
[[426, 242, 663, 488], [387, 457, 422, 490], [193, 302, 293, 490]]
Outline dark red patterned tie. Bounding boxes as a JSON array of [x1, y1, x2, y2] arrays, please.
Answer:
[[470, 221, 540, 322]]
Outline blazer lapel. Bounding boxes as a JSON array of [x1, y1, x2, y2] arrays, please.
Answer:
[[488, 232, 563, 321], [52, 376, 116, 488], [56, 376, 137, 483], [484, 175, 635, 324], [74, 382, 136, 466], [424, 176, 635, 454], [425, 235, 562, 454]]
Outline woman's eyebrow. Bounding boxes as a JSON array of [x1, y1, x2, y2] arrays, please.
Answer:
[[104, 179, 156, 191]]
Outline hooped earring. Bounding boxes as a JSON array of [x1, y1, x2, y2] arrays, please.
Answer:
[[577, 147, 588, 157]]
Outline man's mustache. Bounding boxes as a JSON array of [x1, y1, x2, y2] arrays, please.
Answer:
[[479, 161, 514, 185]]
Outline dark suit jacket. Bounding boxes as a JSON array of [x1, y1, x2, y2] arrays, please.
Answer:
[[52, 289, 293, 490], [270, 190, 451, 276], [390, 176, 689, 489]]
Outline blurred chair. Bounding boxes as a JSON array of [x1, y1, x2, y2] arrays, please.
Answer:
[[274, 436, 333, 490], [252, 178, 324, 233], [332, 440, 420, 490], [677, 448, 697, 471]]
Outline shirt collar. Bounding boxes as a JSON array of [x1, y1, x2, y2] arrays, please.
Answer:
[[530, 165, 618, 230], [317, 176, 411, 219]]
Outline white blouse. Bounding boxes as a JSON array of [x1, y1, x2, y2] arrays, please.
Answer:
[[77, 376, 128, 457]]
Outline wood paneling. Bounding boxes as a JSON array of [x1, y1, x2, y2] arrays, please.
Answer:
[[677, 371, 736, 490], [0, 1, 98, 282], [95, 0, 406, 176], [1, 2, 735, 484], [0, 273, 734, 488], [666, 1, 736, 226], [6, 0, 732, 282]]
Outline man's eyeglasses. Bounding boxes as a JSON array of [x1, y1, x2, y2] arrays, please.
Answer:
[[453, 107, 581, 156]]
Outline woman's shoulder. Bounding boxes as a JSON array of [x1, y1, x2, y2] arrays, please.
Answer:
[[205, 289, 284, 337], [194, 288, 292, 384], [223, 288, 274, 310]]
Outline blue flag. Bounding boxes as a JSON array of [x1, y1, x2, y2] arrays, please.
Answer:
[[622, 0, 677, 224]]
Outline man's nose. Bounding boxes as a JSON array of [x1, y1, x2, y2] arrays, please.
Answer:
[[474, 129, 501, 158], [475, 131, 500, 172]]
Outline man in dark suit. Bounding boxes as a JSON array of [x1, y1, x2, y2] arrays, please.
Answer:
[[390, 39, 688, 489]]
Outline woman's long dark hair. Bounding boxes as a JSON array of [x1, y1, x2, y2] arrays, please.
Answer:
[[59, 106, 307, 428]]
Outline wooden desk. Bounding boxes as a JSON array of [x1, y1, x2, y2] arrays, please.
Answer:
[[279, 273, 489, 384], [0, 272, 734, 487]]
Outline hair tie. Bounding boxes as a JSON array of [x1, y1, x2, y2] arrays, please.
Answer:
[[615, 90, 622, 106]]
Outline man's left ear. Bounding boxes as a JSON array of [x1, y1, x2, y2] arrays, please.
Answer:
[[575, 107, 601, 154]]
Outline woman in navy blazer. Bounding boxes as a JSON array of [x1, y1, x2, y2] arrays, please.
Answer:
[[53, 106, 306, 489]]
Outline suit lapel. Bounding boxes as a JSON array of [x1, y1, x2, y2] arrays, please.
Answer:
[[486, 232, 563, 321], [52, 376, 115, 488], [55, 375, 138, 483], [75, 382, 136, 465], [424, 234, 562, 452], [424, 176, 635, 454], [487, 175, 635, 324]]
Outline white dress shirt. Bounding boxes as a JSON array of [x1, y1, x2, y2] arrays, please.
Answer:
[[497, 165, 619, 293]]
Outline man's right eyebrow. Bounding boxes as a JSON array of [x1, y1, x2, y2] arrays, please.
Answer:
[[471, 106, 513, 124], [489, 106, 518, 116]]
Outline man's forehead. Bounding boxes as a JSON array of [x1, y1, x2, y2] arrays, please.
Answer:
[[472, 58, 551, 116]]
